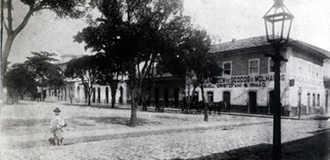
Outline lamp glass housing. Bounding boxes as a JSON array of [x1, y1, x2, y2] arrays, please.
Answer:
[[263, 3, 294, 43]]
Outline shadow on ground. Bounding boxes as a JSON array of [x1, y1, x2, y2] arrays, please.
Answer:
[[62, 103, 130, 110], [75, 116, 161, 126], [174, 129, 330, 160]]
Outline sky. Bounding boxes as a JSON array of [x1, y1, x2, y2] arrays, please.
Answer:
[[4, 0, 330, 65]]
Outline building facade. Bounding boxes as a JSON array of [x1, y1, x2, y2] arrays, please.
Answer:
[[44, 36, 330, 116], [46, 55, 128, 106], [196, 36, 330, 116]]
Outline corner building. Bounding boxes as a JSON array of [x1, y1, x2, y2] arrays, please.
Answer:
[[200, 36, 330, 116]]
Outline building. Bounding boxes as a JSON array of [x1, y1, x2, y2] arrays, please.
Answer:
[[46, 54, 128, 105], [196, 36, 330, 116], [45, 36, 330, 116]]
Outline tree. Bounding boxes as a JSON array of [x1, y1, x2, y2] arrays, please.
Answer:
[[158, 29, 222, 122], [3, 63, 35, 103], [75, 0, 186, 126], [94, 53, 125, 108], [1, 0, 89, 75], [65, 55, 99, 106], [24, 51, 64, 100]]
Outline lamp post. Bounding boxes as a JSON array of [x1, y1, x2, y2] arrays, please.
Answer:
[[263, 0, 294, 159]]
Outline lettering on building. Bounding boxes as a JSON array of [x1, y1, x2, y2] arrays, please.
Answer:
[[204, 74, 285, 88]]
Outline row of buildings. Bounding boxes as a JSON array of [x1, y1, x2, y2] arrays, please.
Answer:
[[45, 36, 330, 117]]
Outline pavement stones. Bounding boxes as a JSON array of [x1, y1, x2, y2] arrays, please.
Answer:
[[1, 101, 329, 159]]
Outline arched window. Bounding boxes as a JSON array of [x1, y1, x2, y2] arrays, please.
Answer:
[[119, 86, 123, 104], [77, 86, 80, 101], [97, 87, 101, 103], [317, 94, 320, 106], [105, 87, 109, 104], [313, 94, 315, 106]]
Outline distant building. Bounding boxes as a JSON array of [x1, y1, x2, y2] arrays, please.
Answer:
[[46, 54, 128, 105], [45, 36, 330, 116], [197, 36, 330, 116]]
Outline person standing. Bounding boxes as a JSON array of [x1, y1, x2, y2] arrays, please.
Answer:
[[50, 107, 66, 145]]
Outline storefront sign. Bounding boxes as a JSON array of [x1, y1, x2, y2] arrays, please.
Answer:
[[204, 74, 285, 88]]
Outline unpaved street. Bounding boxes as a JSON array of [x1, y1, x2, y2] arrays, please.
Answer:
[[1, 101, 329, 160]]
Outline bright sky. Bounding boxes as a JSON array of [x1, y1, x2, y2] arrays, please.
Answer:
[[5, 0, 330, 65]]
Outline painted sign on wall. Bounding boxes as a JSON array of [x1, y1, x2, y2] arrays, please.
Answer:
[[204, 74, 285, 88]]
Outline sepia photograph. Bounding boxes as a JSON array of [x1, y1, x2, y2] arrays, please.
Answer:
[[1, 0, 330, 159]]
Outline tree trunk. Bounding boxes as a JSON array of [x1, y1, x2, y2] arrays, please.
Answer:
[[87, 92, 91, 106], [110, 81, 118, 108], [2, 35, 15, 75], [201, 84, 208, 122], [141, 87, 147, 111], [129, 87, 138, 127]]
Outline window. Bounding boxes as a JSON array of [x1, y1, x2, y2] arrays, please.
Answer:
[[223, 62, 232, 75], [317, 94, 320, 106], [313, 93, 315, 106], [269, 58, 274, 73], [249, 59, 259, 74]]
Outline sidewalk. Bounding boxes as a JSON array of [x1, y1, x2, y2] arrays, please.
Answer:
[[1, 100, 274, 149], [2, 100, 328, 149], [2, 101, 330, 160]]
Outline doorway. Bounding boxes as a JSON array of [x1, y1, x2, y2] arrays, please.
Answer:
[[164, 88, 169, 107], [249, 91, 257, 113], [223, 91, 231, 112], [155, 88, 159, 107], [105, 87, 109, 104], [269, 90, 274, 114], [174, 88, 179, 108]]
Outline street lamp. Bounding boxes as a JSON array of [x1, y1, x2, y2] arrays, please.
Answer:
[[263, 0, 294, 159]]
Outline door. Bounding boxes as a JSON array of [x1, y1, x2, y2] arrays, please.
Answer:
[[97, 88, 101, 103], [155, 88, 159, 107], [164, 88, 169, 107], [174, 88, 179, 108], [223, 91, 231, 112], [269, 90, 274, 114], [249, 91, 257, 113], [105, 87, 109, 104]]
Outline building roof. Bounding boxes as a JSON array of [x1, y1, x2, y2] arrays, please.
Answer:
[[210, 36, 330, 59], [210, 36, 270, 53]]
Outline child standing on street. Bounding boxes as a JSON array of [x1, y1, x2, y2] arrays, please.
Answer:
[[50, 107, 66, 145]]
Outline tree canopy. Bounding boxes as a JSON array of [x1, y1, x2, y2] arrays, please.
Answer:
[[65, 55, 99, 106], [74, 0, 190, 126], [1, 0, 91, 75], [3, 63, 35, 103], [25, 51, 64, 88], [3, 51, 64, 102], [157, 29, 222, 121]]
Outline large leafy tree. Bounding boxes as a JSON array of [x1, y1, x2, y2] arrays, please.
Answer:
[[94, 53, 126, 108], [3, 63, 35, 103], [24, 51, 64, 100], [158, 29, 222, 122], [1, 0, 89, 75], [75, 0, 185, 126], [64, 55, 99, 106]]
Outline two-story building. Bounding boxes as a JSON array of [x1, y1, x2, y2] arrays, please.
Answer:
[[197, 36, 330, 116]]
